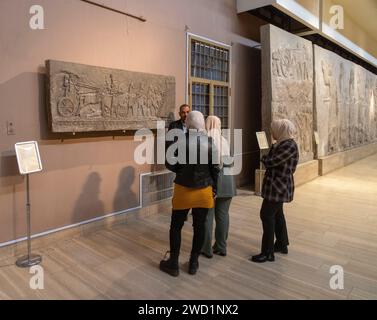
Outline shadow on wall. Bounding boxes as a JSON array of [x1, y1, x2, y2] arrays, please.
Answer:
[[0, 151, 22, 179], [113, 166, 139, 213], [72, 172, 105, 223]]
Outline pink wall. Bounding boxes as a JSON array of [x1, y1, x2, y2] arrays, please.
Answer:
[[0, 0, 263, 244]]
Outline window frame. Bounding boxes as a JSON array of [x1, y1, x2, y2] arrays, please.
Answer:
[[186, 33, 232, 129]]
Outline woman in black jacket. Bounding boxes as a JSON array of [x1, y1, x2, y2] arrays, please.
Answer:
[[251, 119, 299, 263], [160, 111, 220, 276]]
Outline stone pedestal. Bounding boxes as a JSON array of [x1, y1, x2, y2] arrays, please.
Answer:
[[319, 142, 377, 175], [255, 160, 319, 194]]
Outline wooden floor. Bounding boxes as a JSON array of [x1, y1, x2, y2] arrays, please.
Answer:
[[1, 154, 377, 300]]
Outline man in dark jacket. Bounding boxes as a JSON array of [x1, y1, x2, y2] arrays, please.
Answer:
[[168, 104, 190, 133], [166, 104, 191, 161]]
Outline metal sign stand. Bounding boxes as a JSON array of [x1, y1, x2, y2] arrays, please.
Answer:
[[256, 149, 267, 196], [14, 141, 43, 268], [16, 174, 42, 268], [258, 150, 263, 196], [255, 131, 269, 196]]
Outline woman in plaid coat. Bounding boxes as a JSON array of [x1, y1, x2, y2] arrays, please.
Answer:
[[251, 119, 299, 263]]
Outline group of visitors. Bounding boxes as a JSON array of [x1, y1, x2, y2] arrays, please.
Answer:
[[160, 104, 299, 277]]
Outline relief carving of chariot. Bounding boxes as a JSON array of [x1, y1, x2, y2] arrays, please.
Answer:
[[47, 60, 175, 132]]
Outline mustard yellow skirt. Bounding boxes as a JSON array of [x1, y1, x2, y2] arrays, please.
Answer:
[[172, 184, 214, 210]]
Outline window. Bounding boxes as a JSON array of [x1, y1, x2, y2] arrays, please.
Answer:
[[188, 35, 231, 129]]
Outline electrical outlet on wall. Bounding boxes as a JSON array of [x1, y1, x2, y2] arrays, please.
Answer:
[[6, 121, 15, 135]]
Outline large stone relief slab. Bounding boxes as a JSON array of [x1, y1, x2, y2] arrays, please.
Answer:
[[46, 60, 175, 132], [314, 45, 377, 156], [261, 24, 314, 163]]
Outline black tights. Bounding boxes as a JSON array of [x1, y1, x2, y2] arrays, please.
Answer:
[[169, 208, 209, 257]]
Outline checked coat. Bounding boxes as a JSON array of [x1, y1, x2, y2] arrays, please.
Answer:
[[261, 139, 299, 203]]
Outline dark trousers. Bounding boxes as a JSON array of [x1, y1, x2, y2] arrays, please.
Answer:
[[170, 208, 209, 257], [202, 197, 232, 255], [260, 199, 289, 254]]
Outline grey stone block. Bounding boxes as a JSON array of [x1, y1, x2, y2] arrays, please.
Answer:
[[46, 60, 175, 132]]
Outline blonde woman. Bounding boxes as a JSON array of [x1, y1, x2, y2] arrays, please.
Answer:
[[201, 116, 236, 258], [160, 111, 220, 276], [251, 119, 299, 263]]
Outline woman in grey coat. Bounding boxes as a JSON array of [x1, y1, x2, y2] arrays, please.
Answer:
[[201, 116, 237, 258]]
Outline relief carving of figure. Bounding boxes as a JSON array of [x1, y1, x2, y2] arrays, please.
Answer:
[[136, 84, 148, 117], [272, 45, 310, 81], [148, 84, 163, 118], [322, 60, 340, 154], [127, 82, 138, 117]]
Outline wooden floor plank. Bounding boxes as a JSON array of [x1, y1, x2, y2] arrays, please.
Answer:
[[1, 153, 377, 299]]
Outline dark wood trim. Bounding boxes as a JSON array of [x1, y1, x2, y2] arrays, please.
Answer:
[[80, 0, 146, 22]]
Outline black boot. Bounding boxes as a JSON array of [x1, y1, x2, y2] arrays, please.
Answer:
[[274, 242, 288, 254], [160, 251, 179, 277], [188, 253, 199, 275], [250, 252, 275, 263]]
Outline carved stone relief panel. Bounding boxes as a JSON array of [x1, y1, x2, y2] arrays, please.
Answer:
[[46, 60, 175, 132], [261, 24, 314, 163], [314, 45, 377, 156]]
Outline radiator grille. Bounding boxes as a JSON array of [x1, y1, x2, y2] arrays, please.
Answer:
[[141, 170, 175, 207]]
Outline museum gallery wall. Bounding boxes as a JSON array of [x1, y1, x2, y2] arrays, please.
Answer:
[[0, 0, 260, 245], [261, 24, 377, 162]]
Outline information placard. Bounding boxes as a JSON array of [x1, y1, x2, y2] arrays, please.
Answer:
[[256, 131, 269, 150], [15, 141, 43, 175]]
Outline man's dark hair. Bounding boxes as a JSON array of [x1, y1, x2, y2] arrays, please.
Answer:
[[179, 104, 191, 112]]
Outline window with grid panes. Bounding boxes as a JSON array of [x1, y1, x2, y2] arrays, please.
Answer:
[[188, 36, 231, 129]]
